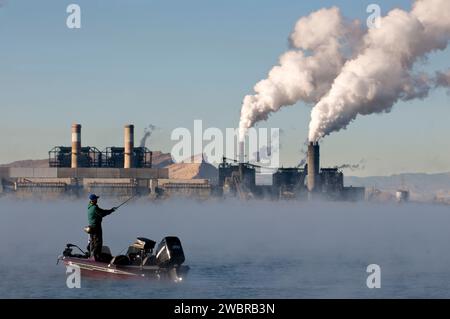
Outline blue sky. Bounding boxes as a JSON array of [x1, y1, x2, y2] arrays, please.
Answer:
[[0, 0, 449, 176]]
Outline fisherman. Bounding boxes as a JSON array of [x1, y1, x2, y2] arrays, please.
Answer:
[[86, 194, 117, 261]]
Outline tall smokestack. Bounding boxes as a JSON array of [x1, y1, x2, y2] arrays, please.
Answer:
[[71, 124, 81, 168], [239, 141, 245, 163], [307, 142, 320, 192], [124, 124, 134, 169]]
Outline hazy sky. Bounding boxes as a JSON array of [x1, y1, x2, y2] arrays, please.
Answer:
[[0, 0, 449, 176]]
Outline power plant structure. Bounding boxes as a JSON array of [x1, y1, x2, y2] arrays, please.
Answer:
[[0, 124, 170, 199], [49, 125, 153, 169], [272, 167, 307, 199], [217, 142, 364, 201], [0, 124, 364, 201], [307, 142, 320, 192], [218, 157, 259, 199], [304, 142, 363, 200]]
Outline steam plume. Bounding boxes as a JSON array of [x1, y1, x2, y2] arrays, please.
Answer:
[[337, 159, 366, 171], [139, 124, 157, 148], [308, 0, 450, 142], [238, 7, 363, 140]]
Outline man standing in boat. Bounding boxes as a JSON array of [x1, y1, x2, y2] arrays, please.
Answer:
[[86, 194, 117, 261]]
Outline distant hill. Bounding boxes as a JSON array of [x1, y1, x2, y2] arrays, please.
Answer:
[[0, 159, 49, 168], [345, 172, 450, 200], [151, 151, 174, 168], [167, 154, 218, 181]]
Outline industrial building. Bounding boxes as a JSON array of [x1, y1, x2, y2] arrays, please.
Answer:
[[0, 124, 364, 201], [217, 142, 365, 201], [218, 157, 259, 199], [272, 167, 307, 199], [396, 190, 410, 202], [48, 124, 153, 169], [305, 142, 364, 200], [0, 124, 217, 199], [0, 124, 169, 199]]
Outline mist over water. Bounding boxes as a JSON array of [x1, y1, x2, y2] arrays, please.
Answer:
[[1, 198, 450, 298]]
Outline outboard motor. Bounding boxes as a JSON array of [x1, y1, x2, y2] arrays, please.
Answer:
[[155, 237, 185, 268], [63, 244, 87, 258]]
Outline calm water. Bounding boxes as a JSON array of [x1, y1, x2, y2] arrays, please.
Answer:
[[1, 198, 450, 298]]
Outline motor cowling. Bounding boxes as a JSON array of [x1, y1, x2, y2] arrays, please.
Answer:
[[63, 246, 73, 257], [155, 237, 185, 268]]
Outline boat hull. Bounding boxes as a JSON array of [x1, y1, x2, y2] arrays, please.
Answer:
[[63, 257, 189, 281]]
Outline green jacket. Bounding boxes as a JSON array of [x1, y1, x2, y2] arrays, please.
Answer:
[[87, 203, 114, 227]]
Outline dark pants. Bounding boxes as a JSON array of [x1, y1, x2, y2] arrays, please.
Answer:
[[89, 226, 103, 260]]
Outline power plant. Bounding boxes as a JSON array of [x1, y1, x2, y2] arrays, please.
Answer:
[[49, 124, 153, 169], [217, 142, 364, 201], [0, 124, 168, 199], [0, 124, 364, 201]]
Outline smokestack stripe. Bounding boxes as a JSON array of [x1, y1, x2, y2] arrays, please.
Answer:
[[71, 124, 81, 169], [124, 124, 134, 169]]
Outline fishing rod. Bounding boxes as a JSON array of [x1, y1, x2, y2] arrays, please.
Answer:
[[115, 193, 138, 210]]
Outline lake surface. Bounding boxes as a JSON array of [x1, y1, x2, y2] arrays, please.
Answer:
[[1, 198, 450, 298]]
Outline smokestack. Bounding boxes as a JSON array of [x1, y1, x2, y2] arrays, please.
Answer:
[[239, 141, 245, 163], [71, 124, 81, 168], [307, 142, 320, 192], [124, 124, 134, 169]]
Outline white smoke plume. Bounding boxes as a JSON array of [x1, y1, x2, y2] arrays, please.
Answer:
[[238, 7, 363, 140], [308, 0, 450, 142]]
